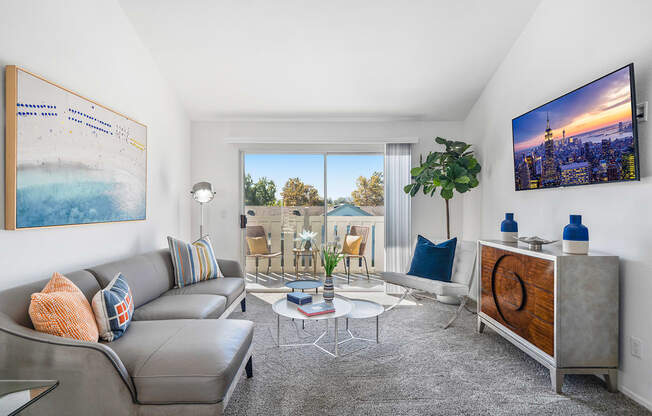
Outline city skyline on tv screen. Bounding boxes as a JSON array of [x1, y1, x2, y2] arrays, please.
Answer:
[[512, 65, 638, 191]]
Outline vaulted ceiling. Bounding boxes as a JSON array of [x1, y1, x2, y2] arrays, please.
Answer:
[[120, 0, 541, 121]]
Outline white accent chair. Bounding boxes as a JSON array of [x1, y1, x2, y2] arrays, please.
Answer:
[[379, 239, 477, 329]]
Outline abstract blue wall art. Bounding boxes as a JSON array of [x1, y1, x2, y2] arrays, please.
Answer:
[[5, 66, 147, 229]]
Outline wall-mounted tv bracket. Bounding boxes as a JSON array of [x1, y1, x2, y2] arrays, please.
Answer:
[[637, 101, 648, 122]]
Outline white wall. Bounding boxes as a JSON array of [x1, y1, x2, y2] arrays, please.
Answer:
[[0, 0, 191, 290], [191, 120, 473, 262], [463, 0, 652, 408]]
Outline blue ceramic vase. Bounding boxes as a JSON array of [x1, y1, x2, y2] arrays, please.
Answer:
[[563, 215, 589, 254], [500, 213, 518, 243]]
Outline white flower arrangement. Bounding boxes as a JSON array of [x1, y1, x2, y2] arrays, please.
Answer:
[[294, 229, 318, 250]]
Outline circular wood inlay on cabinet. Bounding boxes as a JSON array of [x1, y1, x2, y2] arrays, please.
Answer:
[[491, 254, 526, 328]]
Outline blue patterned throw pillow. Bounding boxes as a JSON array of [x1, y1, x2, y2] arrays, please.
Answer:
[[407, 236, 457, 282], [167, 235, 223, 288], [91, 273, 134, 342]]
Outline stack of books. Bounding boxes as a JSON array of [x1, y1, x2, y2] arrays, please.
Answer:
[[298, 302, 335, 317], [287, 292, 312, 305]]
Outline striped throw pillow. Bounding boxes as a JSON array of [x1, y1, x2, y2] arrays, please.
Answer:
[[29, 272, 99, 342], [167, 235, 223, 287], [91, 273, 134, 342]]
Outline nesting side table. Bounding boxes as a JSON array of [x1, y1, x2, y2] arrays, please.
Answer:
[[340, 299, 384, 344], [272, 295, 352, 357]]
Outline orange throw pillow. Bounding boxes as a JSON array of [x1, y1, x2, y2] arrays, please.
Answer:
[[342, 235, 362, 255], [29, 272, 99, 342], [247, 236, 269, 255]]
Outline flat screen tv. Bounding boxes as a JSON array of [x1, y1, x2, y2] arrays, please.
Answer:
[[512, 64, 639, 191]]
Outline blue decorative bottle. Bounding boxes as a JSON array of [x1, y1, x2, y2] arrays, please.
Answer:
[[500, 213, 518, 243], [563, 215, 589, 254]]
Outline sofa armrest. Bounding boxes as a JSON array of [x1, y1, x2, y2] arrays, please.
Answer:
[[0, 313, 136, 412], [218, 258, 244, 278]]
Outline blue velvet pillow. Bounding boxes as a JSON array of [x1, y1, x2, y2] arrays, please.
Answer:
[[407, 236, 457, 282]]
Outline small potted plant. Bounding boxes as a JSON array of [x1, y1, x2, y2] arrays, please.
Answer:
[[321, 241, 343, 302]]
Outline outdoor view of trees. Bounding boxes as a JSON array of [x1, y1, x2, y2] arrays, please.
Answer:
[[244, 171, 384, 207], [243, 154, 385, 276], [281, 177, 323, 206], [351, 171, 383, 206], [243, 174, 277, 206]]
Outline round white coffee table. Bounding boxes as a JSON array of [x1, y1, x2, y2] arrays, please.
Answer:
[[340, 299, 384, 344], [272, 295, 352, 357]]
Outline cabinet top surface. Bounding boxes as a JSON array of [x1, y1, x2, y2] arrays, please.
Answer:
[[478, 239, 617, 260]]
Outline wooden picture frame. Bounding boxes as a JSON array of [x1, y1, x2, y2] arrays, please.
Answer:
[[5, 66, 147, 230]]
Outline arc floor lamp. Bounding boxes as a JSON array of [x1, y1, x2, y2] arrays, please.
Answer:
[[191, 182, 216, 239]]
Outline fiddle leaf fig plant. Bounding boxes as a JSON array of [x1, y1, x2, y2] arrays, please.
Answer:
[[404, 137, 481, 239]]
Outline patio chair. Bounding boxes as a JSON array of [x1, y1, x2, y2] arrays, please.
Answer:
[[342, 225, 370, 284], [246, 225, 284, 282], [379, 239, 477, 329]]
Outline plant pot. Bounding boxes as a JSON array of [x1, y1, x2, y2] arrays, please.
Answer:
[[323, 275, 334, 302]]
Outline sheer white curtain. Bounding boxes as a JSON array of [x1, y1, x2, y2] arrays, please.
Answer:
[[384, 143, 412, 293]]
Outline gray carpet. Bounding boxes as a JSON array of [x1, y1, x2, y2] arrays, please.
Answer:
[[226, 294, 648, 415]]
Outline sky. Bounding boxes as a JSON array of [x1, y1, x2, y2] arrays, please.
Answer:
[[244, 153, 384, 200], [513, 66, 633, 152]]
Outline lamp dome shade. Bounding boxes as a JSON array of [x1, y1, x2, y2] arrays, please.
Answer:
[[191, 182, 215, 203]]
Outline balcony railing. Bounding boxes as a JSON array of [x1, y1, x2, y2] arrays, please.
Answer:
[[244, 215, 384, 275]]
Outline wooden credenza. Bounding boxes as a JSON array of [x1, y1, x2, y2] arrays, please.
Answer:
[[477, 240, 619, 393]]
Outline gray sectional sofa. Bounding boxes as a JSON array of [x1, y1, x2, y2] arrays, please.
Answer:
[[0, 249, 253, 415]]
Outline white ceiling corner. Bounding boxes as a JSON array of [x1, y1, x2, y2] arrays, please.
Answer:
[[120, 0, 541, 122]]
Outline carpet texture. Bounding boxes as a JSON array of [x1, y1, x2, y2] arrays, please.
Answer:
[[226, 294, 648, 415]]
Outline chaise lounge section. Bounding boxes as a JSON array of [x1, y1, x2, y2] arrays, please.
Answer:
[[0, 249, 252, 415]]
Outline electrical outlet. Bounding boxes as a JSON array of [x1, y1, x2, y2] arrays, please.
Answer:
[[631, 336, 642, 359]]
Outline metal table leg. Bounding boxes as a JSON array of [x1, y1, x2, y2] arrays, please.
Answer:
[[376, 315, 379, 343], [334, 318, 338, 357], [337, 315, 381, 346], [276, 315, 351, 358], [294, 253, 298, 278]]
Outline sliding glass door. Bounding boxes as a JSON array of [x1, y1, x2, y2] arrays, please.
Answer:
[[243, 154, 325, 281], [242, 152, 384, 285], [325, 154, 384, 280]]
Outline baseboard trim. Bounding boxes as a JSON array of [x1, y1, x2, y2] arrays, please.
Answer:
[[619, 384, 652, 412]]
